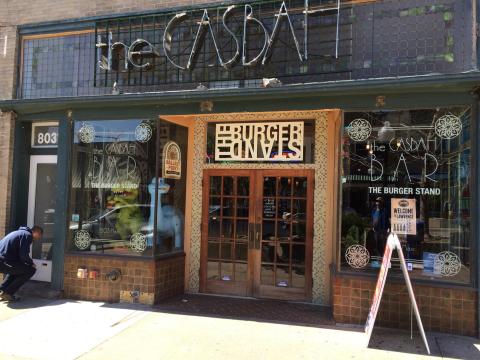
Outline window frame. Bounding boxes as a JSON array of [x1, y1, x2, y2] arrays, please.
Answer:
[[335, 105, 476, 288]]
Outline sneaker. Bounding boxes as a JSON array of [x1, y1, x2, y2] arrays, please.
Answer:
[[0, 292, 19, 302]]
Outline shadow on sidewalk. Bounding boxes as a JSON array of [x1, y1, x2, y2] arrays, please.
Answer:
[[4, 289, 479, 359], [150, 293, 337, 329]]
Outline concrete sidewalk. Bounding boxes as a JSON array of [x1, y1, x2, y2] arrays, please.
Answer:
[[0, 296, 478, 360]]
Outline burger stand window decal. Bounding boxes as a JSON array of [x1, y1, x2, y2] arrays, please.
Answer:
[[341, 108, 470, 282]]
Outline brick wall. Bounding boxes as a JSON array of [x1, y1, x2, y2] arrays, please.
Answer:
[[333, 276, 478, 337], [63, 253, 185, 304]]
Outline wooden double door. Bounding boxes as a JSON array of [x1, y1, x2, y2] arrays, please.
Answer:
[[200, 169, 314, 301]]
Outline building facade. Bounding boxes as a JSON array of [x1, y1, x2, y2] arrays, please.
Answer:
[[0, 0, 479, 337]]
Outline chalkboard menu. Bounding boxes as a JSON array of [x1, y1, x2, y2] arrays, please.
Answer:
[[263, 198, 276, 218]]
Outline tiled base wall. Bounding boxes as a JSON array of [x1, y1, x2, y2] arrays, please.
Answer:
[[333, 276, 478, 337], [64, 253, 185, 304], [155, 255, 185, 301]]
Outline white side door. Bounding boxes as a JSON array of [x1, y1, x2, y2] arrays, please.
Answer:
[[27, 155, 57, 282]]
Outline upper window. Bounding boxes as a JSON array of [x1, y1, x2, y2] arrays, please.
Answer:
[[19, 0, 474, 99], [340, 107, 471, 283], [68, 119, 187, 256]]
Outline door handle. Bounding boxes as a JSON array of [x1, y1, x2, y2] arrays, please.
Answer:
[[255, 223, 261, 249], [248, 223, 255, 249]]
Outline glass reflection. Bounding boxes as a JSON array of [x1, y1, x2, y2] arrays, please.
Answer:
[[261, 265, 274, 285], [236, 198, 249, 218], [293, 177, 307, 197], [207, 261, 220, 280], [235, 263, 247, 281], [263, 177, 276, 197], [208, 242, 219, 259], [236, 220, 249, 241], [237, 177, 249, 196], [210, 177, 222, 195], [279, 177, 292, 196], [223, 177, 234, 195], [276, 266, 290, 287]]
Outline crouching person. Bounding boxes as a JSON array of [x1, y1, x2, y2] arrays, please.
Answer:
[[0, 226, 43, 302]]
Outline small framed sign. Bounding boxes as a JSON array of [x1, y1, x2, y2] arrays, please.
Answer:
[[162, 141, 181, 179], [31, 122, 59, 148]]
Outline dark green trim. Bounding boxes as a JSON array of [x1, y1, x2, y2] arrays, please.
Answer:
[[474, 90, 480, 337], [51, 117, 72, 291], [10, 122, 29, 232], [2, 72, 480, 116]]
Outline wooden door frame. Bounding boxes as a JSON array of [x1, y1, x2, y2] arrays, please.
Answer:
[[200, 169, 256, 296], [200, 168, 314, 301], [254, 169, 314, 301]]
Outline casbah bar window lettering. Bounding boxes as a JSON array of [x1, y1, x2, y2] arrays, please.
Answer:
[[340, 107, 471, 283], [68, 119, 188, 256]]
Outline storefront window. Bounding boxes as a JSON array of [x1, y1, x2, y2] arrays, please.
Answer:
[[68, 119, 187, 256], [340, 107, 471, 283]]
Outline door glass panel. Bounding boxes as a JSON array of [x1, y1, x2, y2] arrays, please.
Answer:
[[261, 265, 274, 285], [292, 222, 306, 242], [278, 177, 292, 197], [292, 244, 306, 266], [292, 266, 306, 288], [235, 263, 247, 281], [293, 177, 307, 197], [223, 177, 234, 195], [222, 219, 234, 239], [277, 199, 291, 219], [236, 198, 249, 217], [209, 197, 221, 216], [263, 177, 276, 196], [207, 261, 220, 280], [32, 163, 56, 261], [277, 244, 290, 264], [236, 220, 248, 241], [237, 177, 249, 196], [277, 221, 291, 241], [261, 242, 276, 263], [208, 218, 220, 238], [276, 266, 290, 287], [292, 200, 306, 220], [221, 262, 233, 280], [208, 242, 219, 259], [221, 242, 233, 260], [263, 198, 276, 219], [262, 221, 275, 241], [260, 174, 309, 290], [210, 177, 222, 195], [235, 243, 248, 261], [206, 174, 251, 285], [223, 198, 234, 217]]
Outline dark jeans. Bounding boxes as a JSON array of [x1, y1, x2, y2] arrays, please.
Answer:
[[0, 260, 36, 295]]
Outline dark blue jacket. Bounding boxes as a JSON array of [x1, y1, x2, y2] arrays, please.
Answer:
[[0, 227, 34, 265]]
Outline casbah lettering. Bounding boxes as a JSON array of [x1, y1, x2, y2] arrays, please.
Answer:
[[96, 0, 340, 72]]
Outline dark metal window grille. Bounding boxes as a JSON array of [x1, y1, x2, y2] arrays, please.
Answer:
[[19, 0, 474, 99]]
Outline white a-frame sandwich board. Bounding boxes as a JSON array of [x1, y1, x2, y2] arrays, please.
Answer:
[[364, 233, 430, 355]]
